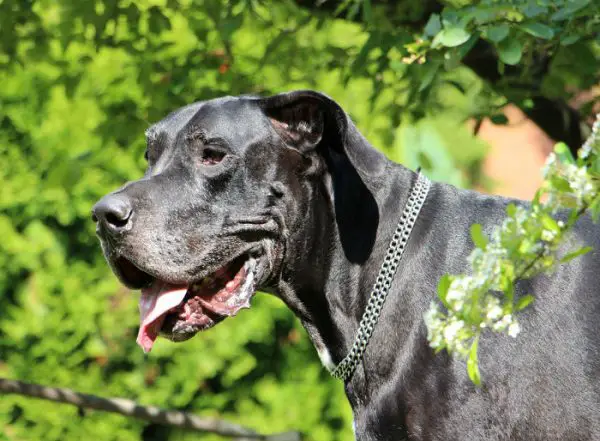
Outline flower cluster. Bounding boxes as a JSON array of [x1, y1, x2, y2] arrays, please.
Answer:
[[580, 117, 600, 160], [424, 205, 551, 358], [542, 151, 596, 212], [425, 113, 600, 385], [425, 277, 521, 358]]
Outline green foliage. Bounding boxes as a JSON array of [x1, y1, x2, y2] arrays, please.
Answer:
[[400, 0, 600, 116], [424, 0, 598, 59], [466, 336, 480, 386], [0, 0, 487, 439], [0, 2, 364, 439], [426, 116, 600, 384], [1, 0, 598, 438]]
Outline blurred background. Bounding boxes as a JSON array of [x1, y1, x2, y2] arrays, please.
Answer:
[[0, 0, 598, 440]]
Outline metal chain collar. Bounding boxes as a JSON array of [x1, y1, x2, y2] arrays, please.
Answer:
[[330, 172, 431, 382]]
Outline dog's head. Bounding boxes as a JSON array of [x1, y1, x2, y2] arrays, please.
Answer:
[[93, 90, 383, 352]]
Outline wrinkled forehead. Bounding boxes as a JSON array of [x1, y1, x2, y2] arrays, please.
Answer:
[[145, 96, 270, 151]]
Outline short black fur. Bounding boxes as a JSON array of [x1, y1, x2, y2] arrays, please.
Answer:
[[93, 90, 600, 441]]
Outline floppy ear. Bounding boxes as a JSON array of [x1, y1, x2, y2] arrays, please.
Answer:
[[258, 90, 386, 176], [259, 92, 325, 152]]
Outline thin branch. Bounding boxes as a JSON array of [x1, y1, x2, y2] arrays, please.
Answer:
[[0, 378, 301, 441], [515, 203, 591, 280]]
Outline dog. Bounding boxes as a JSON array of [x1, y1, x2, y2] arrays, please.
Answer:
[[93, 90, 600, 440]]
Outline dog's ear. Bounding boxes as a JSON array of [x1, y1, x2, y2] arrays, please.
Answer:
[[258, 90, 385, 176], [259, 92, 325, 152]]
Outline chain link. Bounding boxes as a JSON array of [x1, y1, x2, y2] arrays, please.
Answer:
[[330, 173, 431, 382]]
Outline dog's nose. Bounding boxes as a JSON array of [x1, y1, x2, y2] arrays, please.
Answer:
[[92, 195, 133, 233]]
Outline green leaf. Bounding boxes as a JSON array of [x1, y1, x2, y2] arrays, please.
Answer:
[[519, 22, 554, 39], [504, 278, 515, 304], [554, 142, 575, 165], [522, 4, 547, 18], [456, 34, 479, 60], [560, 35, 581, 46], [148, 6, 172, 34], [490, 114, 508, 125], [437, 274, 452, 306], [551, 0, 590, 21], [467, 336, 481, 386], [506, 203, 517, 217], [522, 98, 535, 109], [470, 224, 488, 249], [515, 294, 535, 312], [220, 13, 244, 40], [561, 246, 593, 263], [444, 49, 463, 70], [471, 7, 496, 24], [418, 62, 441, 92], [496, 37, 523, 65], [519, 239, 535, 254], [424, 14, 442, 37], [361, 0, 372, 23], [417, 151, 434, 170], [434, 27, 472, 48], [532, 189, 542, 206], [590, 197, 600, 222], [485, 24, 509, 43], [549, 176, 572, 192], [541, 214, 560, 233]]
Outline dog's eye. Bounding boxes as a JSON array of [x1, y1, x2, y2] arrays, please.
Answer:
[[200, 147, 226, 165]]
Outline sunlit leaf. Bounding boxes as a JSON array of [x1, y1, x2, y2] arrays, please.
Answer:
[[515, 294, 535, 311], [467, 337, 481, 386], [434, 27, 471, 48], [470, 224, 488, 249], [438, 274, 452, 306], [555, 142, 575, 165], [561, 246, 593, 263]]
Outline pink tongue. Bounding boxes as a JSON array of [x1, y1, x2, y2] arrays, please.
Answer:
[[136, 281, 188, 353]]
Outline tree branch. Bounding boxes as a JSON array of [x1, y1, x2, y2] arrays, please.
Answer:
[[0, 378, 301, 441]]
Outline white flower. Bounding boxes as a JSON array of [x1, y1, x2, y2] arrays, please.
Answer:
[[567, 166, 594, 206], [492, 314, 513, 332], [580, 117, 600, 159], [424, 302, 440, 328], [424, 302, 445, 348], [486, 304, 503, 321], [542, 153, 556, 178], [446, 282, 467, 303], [541, 229, 557, 242], [508, 322, 521, 338], [443, 319, 465, 343]]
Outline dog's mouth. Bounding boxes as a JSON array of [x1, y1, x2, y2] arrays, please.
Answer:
[[117, 254, 260, 353]]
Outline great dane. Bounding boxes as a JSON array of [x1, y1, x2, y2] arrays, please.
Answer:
[[93, 90, 600, 440]]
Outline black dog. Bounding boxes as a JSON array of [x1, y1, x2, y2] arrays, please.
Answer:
[[93, 91, 600, 440]]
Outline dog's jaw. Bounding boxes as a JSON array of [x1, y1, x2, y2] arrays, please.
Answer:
[[135, 256, 265, 352]]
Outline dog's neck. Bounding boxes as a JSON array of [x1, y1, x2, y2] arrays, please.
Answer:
[[275, 151, 419, 378]]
